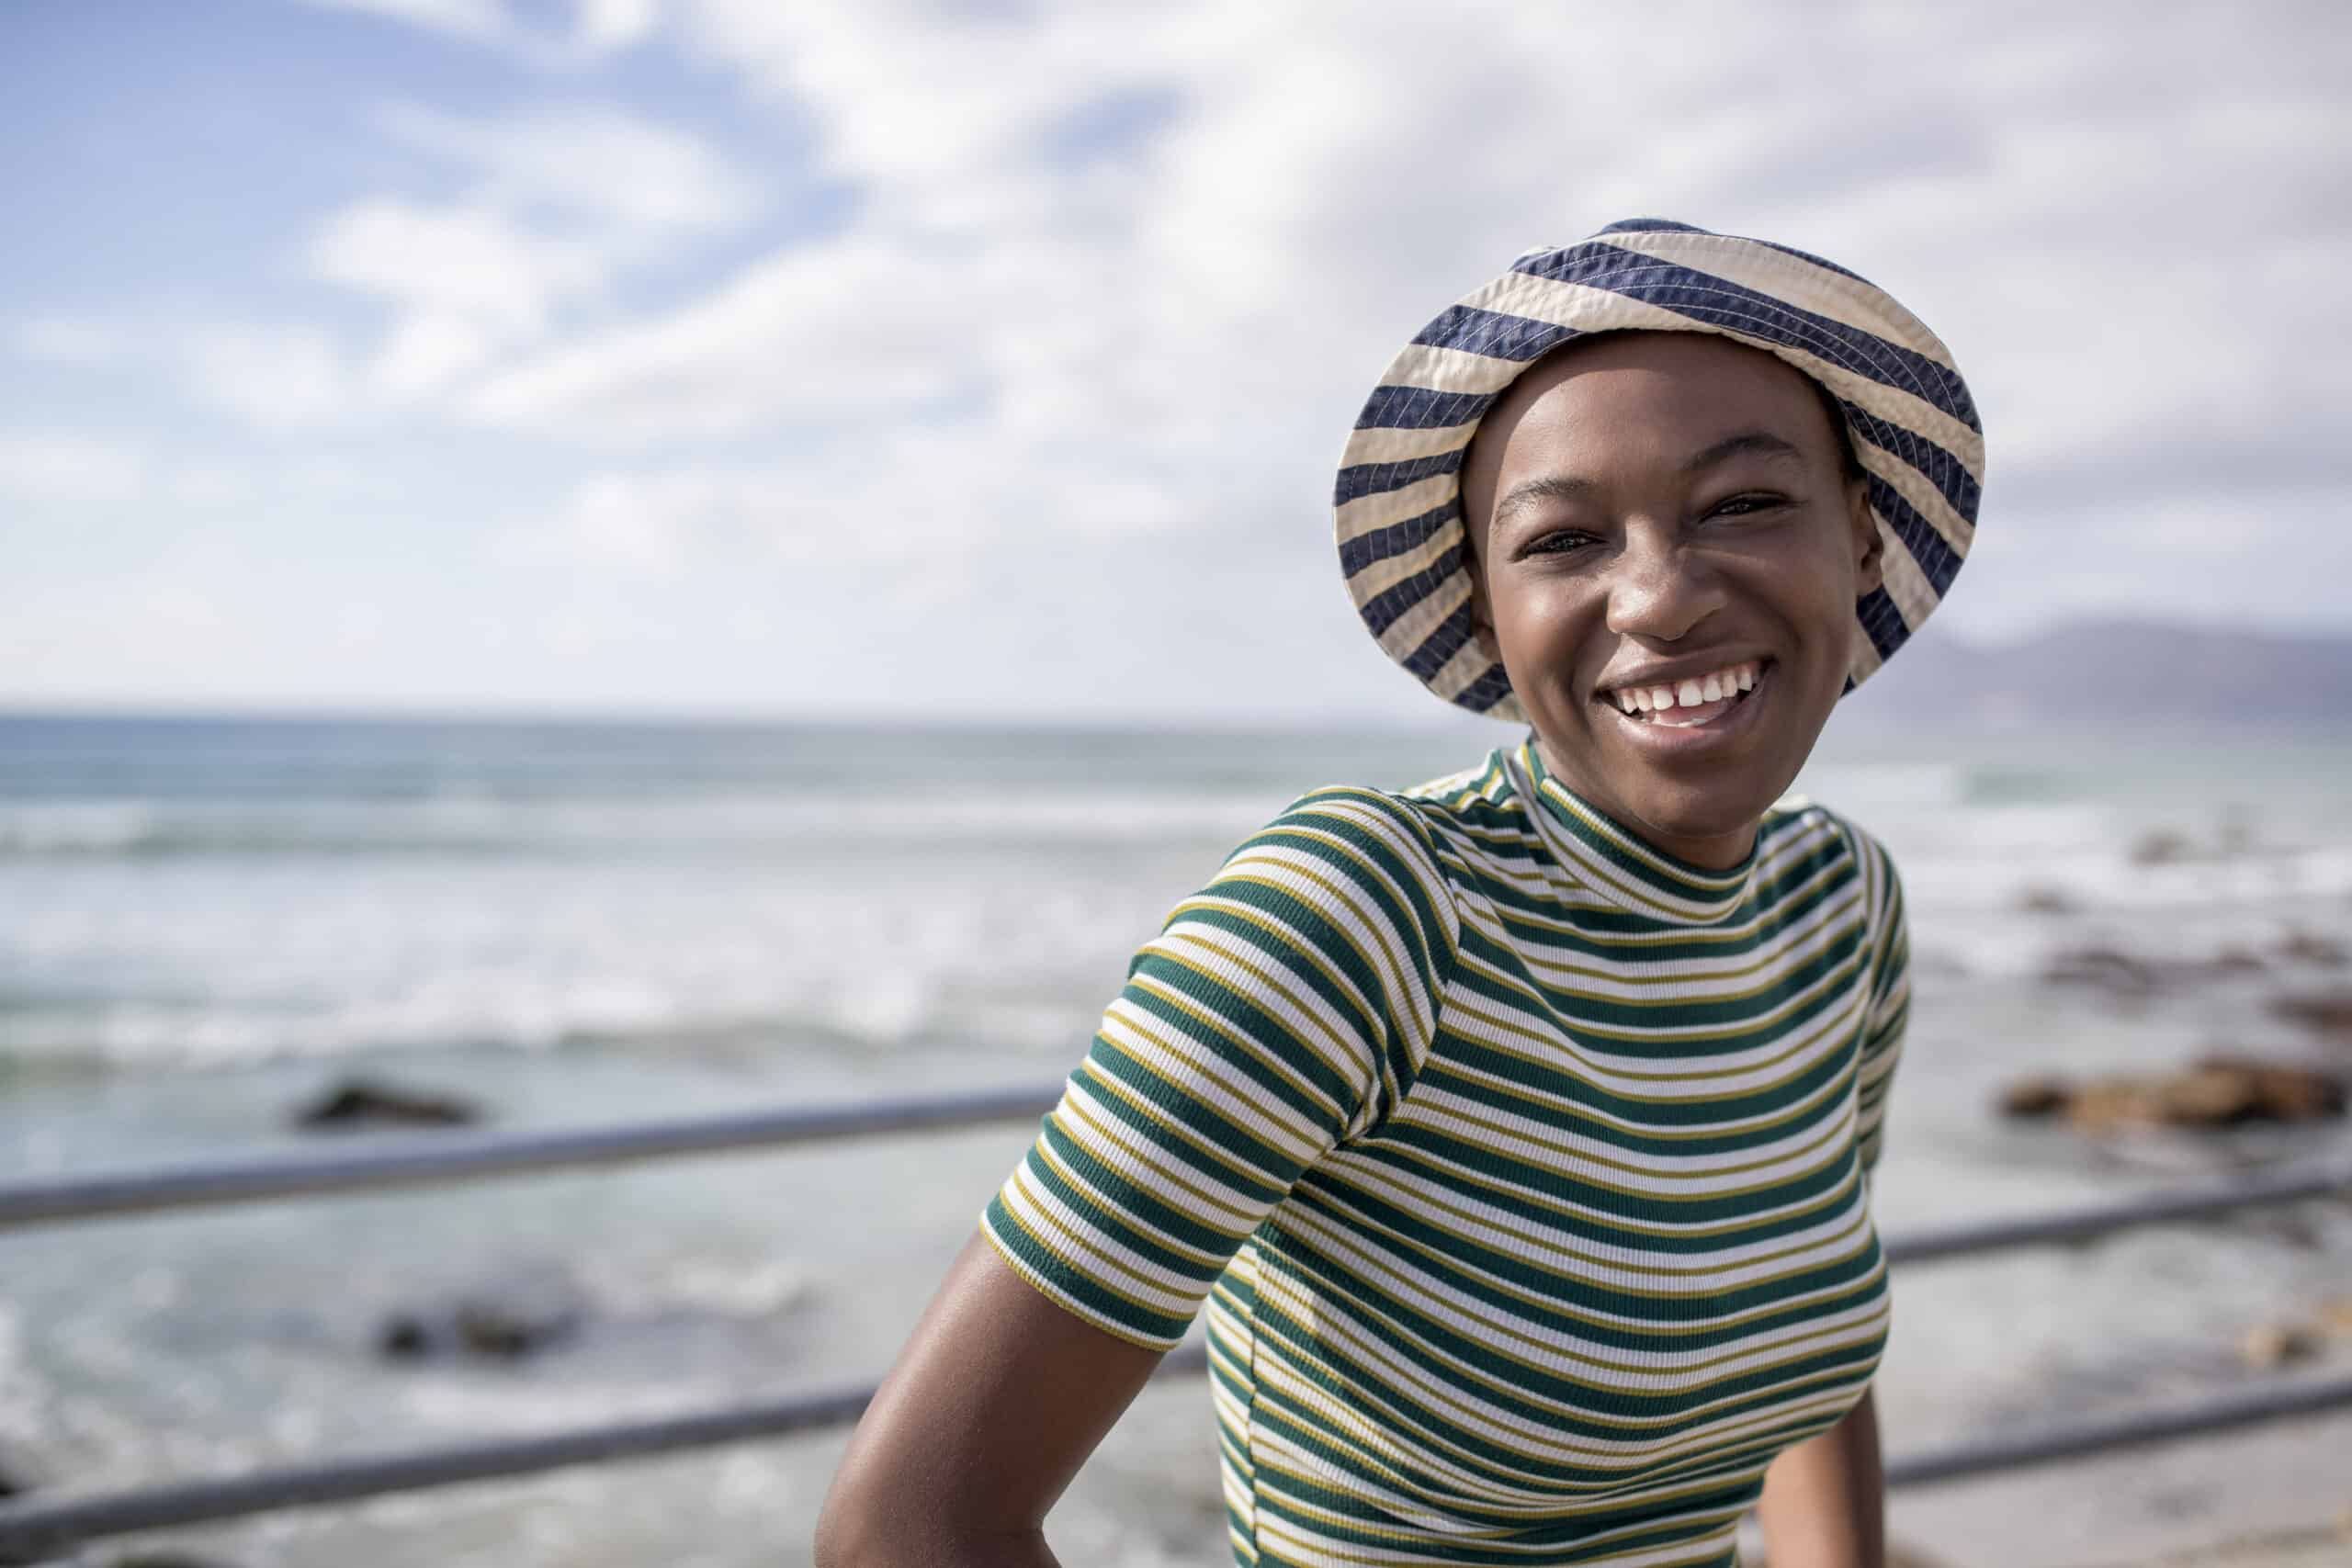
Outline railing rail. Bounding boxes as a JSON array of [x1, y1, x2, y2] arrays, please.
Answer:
[[2, 1359, 2347, 1562], [6, 1086, 2347, 1246], [3, 1090, 2348, 1562], [0, 1085, 1063, 1232]]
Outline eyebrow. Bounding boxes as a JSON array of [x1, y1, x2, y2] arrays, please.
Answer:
[[1486, 429, 1806, 530], [1680, 430, 1806, 473]]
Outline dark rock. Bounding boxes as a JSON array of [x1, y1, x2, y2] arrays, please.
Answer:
[[2279, 930, 2350, 968], [2191, 1054, 2346, 1120], [2040, 945, 2158, 995], [2272, 991, 2352, 1038], [1996, 1075, 2072, 1117], [108, 1553, 247, 1568], [2240, 1322, 2322, 1369], [376, 1272, 584, 1362], [294, 1077, 481, 1131], [379, 1316, 432, 1358], [2129, 829, 2196, 867], [2015, 885, 2075, 916]]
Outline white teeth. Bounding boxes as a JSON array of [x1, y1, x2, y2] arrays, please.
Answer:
[[1607, 660, 1764, 719]]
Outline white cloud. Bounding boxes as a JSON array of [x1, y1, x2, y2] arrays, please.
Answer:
[[182, 325, 357, 430], [571, 0, 662, 58], [463, 233, 973, 437], [289, 0, 665, 64], [0, 432, 147, 505], [11, 316, 132, 368], [376, 102, 761, 235], [307, 199, 609, 334], [291, 0, 509, 43]]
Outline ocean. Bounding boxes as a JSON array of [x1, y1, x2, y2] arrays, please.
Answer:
[[3, 712, 2348, 1567]]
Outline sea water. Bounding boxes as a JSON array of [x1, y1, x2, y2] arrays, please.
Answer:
[[2, 713, 2347, 1566]]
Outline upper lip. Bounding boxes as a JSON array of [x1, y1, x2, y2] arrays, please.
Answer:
[[1593, 650, 1775, 696]]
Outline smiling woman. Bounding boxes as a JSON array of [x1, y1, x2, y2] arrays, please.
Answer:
[[816, 220, 1984, 1568]]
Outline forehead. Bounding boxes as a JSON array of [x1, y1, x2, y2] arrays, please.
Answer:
[[1462, 332, 1835, 514]]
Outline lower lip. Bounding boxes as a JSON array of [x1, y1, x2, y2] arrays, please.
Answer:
[[1598, 664, 1774, 755]]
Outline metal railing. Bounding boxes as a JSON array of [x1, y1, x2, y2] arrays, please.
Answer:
[[3, 1087, 2349, 1563]]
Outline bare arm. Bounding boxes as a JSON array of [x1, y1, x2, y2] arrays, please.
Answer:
[[812, 1231, 1169, 1567], [1752, 1384, 1883, 1568], [1758, 1382, 1882, 1568]]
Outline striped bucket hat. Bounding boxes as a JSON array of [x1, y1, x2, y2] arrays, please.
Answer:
[[1335, 218, 1983, 722]]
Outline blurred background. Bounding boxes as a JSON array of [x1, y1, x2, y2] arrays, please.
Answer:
[[3, 2, 2349, 1565]]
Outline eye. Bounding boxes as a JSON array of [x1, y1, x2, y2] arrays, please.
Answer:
[[1709, 491, 1790, 519], [1516, 529, 1598, 559]]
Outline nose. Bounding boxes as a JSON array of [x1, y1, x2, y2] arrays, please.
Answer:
[[1603, 523, 1727, 642]]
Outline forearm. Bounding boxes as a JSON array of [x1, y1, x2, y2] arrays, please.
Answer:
[[812, 1508, 1062, 1568], [1753, 1384, 1884, 1568]]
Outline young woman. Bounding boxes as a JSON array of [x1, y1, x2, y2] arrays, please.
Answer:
[[816, 219, 1982, 1568]]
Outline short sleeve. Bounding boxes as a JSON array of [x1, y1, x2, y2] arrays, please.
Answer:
[[1852, 831, 1909, 1185], [979, 786, 1458, 1351]]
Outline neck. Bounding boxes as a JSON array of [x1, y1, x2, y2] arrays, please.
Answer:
[[1532, 735, 1762, 872]]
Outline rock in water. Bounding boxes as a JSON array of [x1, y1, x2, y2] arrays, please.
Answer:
[[2191, 1054, 2346, 1120], [1994, 1058, 2345, 1130], [2239, 1322, 2321, 1369], [2039, 945, 2159, 996], [293, 1077, 482, 1131], [2272, 991, 2352, 1039], [1996, 1075, 2072, 1117], [376, 1269, 585, 1361], [2278, 930, 2349, 968]]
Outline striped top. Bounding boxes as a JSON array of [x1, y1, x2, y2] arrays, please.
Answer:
[[980, 736, 1908, 1568]]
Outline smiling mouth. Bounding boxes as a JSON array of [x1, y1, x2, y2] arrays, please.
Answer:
[[1597, 659, 1773, 730]]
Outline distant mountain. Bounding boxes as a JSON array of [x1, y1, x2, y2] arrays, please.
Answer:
[[1839, 617, 2352, 731]]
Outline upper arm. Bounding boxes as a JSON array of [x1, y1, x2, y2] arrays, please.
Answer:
[[816, 789, 1455, 1556], [1852, 829, 1909, 1179], [814, 1230, 1168, 1562], [978, 786, 1456, 1349]]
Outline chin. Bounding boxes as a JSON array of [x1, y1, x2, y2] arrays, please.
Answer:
[[1626, 783, 1782, 849]]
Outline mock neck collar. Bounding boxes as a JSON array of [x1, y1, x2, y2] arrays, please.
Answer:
[[1503, 733, 1762, 924]]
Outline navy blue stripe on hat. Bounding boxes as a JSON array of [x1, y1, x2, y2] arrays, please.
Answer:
[[1354, 384, 1499, 434], [1518, 243, 1981, 433], [1855, 586, 1911, 661], [1359, 552, 1464, 641], [1332, 448, 1467, 509], [1835, 396, 1981, 531], [1410, 305, 1580, 364], [1401, 600, 1476, 681], [1337, 502, 1454, 578], [1867, 476, 1964, 596]]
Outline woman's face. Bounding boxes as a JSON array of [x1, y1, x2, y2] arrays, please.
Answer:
[[1459, 331, 1883, 869]]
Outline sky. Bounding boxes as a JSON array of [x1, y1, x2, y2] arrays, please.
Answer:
[[4, 0, 2347, 724]]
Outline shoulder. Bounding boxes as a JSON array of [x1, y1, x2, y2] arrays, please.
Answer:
[[1209, 780, 1465, 961], [1761, 795, 1899, 883], [1769, 797, 1907, 997]]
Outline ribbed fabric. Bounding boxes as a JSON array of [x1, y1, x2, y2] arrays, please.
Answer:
[[981, 736, 1908, 1567]]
